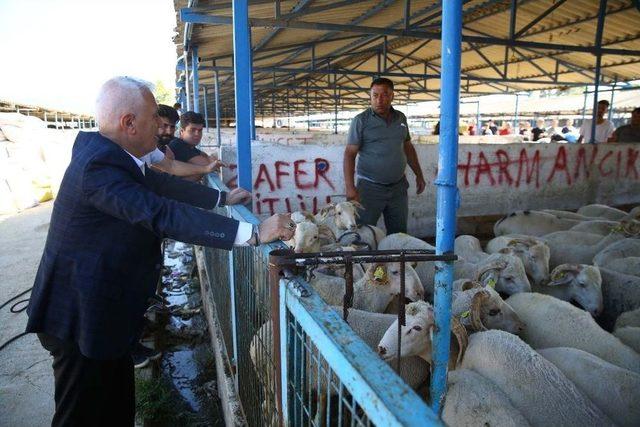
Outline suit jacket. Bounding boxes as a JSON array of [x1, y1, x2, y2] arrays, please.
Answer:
[[26, 131, 239, 359]]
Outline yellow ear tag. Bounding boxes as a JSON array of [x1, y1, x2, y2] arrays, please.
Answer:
[[552, 271, 565, 281], [461, 310, 470, 318], [374, 266, 386, 281], [487, 278, 496, 289]]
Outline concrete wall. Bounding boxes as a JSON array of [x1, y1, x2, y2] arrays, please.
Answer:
[[220, 141, 640, 236]]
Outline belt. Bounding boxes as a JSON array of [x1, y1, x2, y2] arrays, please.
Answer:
[[360, 175, 405, 187]]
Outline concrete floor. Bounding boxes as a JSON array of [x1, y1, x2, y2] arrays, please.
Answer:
[[0, 202, 54, 427]]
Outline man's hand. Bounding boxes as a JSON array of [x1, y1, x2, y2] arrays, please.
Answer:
[[258, 213, 296, 243], [415, 176, 426, 195], [164, 146, 175, 160], [346, 186, 360, 202], [226, 188, 252, 206], [204, 159, 227, 173]]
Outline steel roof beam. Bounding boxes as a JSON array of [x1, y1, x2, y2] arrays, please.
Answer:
[[513, 0, 568, 38]]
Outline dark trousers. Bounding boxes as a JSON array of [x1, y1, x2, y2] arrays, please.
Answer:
[[357, 177, 409, 235], [37, 333, 135, 427]]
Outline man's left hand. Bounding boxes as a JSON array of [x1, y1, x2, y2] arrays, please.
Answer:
[[416, 176, 426, 195], [226, 188, 252, 205]]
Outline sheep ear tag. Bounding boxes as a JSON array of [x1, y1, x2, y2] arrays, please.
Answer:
[[486, 278, 496, 289], [460, 310, 470, 318], [551, 271, 565, 281], [373, 266, 387, 283]]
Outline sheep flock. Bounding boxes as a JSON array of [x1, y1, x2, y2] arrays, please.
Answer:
[[251, 201, 640, 426]]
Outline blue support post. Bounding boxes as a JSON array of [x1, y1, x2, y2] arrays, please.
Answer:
[[203, 86, 209, 131], [192, 46, 200, 113], [233, 0, 253, 191], [589, 0, 607, 144], [430, 0, 461, 414], [609, 78, 617, 121], [514, 93, 519, 129], [184, 49, 192, 111], [247, 30, 256, 141], [214, 64, 222, 147]]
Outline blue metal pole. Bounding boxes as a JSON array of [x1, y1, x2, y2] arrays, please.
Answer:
[[214, 65, 222, 147], [248, 30, 256, 141], [513, 93, 519, 130], [203, 86, 209, 131], [233, 0, 253, 191], [184, 50, 192, 111], [589, 0, 607, 143], [430, 0, 461, 415], [192, 46, 200, 113]]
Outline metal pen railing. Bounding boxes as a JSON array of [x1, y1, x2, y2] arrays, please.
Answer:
[[202, 174, 443, 426]]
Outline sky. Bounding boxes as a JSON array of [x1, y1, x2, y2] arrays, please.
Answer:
[[0, 0, 178, 114]]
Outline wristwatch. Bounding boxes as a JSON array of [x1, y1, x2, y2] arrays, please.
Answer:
[[218, 191, 227, 207]]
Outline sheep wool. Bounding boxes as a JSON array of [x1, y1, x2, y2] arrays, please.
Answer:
[[507, 293, 640, 373], [461, 330, 612, 426], [539, 347, 640, 427]]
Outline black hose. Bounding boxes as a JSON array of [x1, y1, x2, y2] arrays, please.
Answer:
[[0, 332, 30, 352], [0, 288, 33, 352], [0, 287, 32, 311]]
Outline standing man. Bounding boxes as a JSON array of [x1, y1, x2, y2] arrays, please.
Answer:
[[609, 107, 640, 143], [344, 77, 426, 234], [578, 99, 616, 143], [25, 76, 295, 426]]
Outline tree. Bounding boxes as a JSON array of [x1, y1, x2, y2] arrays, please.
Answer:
[[153, 80, 174, 106]]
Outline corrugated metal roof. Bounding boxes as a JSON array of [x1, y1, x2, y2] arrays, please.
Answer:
[[173, 0, 640, 119]]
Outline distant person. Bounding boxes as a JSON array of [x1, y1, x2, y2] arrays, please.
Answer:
[[173, 102, 183, 116], [157, 104, 179, 154], [344, 77, 426, 234], [609, 107, 640, 143], [519, 121, 532, 141], [433, 121, 440, 135], [488, 119, 498, 135], [531, 119, 547, 141], [578, 100, 616, 143], [561, 118, 577, 134], [499, 122, 512, 135], [467, 119, 476, 136], [546, 119, 563, 137], [168, 111, 220, 182]]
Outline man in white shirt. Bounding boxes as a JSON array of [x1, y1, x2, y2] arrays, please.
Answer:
[[578, 100, 616, 143]]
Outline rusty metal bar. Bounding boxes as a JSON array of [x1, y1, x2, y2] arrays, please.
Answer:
[[343, 253, 354, 321]]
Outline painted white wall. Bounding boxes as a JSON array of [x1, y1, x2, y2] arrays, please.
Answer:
[[217, 141, 640, 236]]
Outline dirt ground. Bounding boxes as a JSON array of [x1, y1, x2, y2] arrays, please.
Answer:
[[0, 202, 54, 427]]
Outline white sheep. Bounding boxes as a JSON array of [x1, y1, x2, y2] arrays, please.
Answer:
[[451, 280, 524, 335], [380, 233, 531, 298], [308, 262, 424, 313], [539, 347, 640, 427], [534, 264, 603, 317], [541, 224, 637, 268], [442, 369, 531, 427], [599, 267, 640, 331], [569, 219, 620, 236], [613, 327, 640, 354], [506, 292, 640, 373], [494, 210, 580, 237], [376, 300, 469, 369], [615, 307, 640, 330], [453, 235, 488, 264], [541, 209, 598, 221], [593, 238, 640, 277], [314, 201, 360, 237], [578, 204, 629, 220], [461, 330, 612, 426], [485, 235, 550, 286]]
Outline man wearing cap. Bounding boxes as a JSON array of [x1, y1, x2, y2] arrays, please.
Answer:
[[343, 77, 426, 234]]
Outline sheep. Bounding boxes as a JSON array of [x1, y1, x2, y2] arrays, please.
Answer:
[[376, 301, 469, 370], [442, 369, 531, 427], [454, 235, 488, 264], [451, 280, 524, 335], [380, 233, 531, 298], [485, 235, 550, 286], [461, 330, 612, 426], [615, 307, 640, 330], [578, 204, 628, 221], [613, 327, 640, 354], [541, 222, 639, 268], [336, 223, 386, 250], [314, 201, 360, 237], [506, 292, 640, 373], [308, 262, 424, 313], [541, 209, 598, 221], [538, 347, 640, 427], [494, 210, 580, 237], [534, 264, 603, 317], [593, 238, 640, 277], [598, 267, 640, 331], [569, 219, 620, 236], [285, 220, 321, 253]]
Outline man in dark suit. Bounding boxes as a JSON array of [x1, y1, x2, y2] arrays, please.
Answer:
[[25, 76, 295, 426]]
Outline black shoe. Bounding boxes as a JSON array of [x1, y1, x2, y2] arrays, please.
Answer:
[[132, 343, 162, 369]]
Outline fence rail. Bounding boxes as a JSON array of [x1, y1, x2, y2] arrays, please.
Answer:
[[202, 174, 441, 426]]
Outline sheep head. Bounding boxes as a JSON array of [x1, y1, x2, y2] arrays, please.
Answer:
[[377, 301, 467, 369], [546, 264, 603, 317], [498, 237, 550, 286], [466, 287, 525, 335], [475, 253, 532, 296], [288, 221, 320, 253], [364, 262, 424, 302], [334, 201, 359, 231]]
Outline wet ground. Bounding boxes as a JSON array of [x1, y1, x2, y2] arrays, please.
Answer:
[[137, 240, 225, 426]]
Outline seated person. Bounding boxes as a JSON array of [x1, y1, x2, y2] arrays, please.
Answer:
[[169, 111, 221, 182], [561, 118, 577, 134], [531, 119, 547, 141]]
